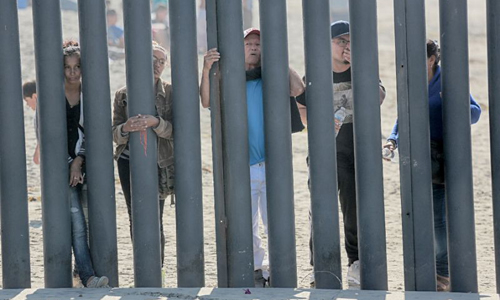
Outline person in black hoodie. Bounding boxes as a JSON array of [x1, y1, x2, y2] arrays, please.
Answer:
[[295, 21, 386, 288]]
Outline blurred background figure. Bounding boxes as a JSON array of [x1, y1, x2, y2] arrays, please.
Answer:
[[243, 0, 253, 29], [60, 0, 78, 11], [152, 0, 168, 11], [107, 9, 125, 48], [197, 0, 207, 54], [330, 0, 349, 22], [152, 4, 170, 51], [107, 9, 126, 60], [22, 80, 40, 165]]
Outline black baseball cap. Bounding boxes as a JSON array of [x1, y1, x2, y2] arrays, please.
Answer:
[[331, 20, 349, 39]]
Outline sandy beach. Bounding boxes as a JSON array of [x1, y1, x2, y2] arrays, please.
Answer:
[[2, 0, 496, 293]]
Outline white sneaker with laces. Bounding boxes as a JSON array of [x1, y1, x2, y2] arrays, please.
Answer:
[[86, 276, 109, 288], [347, 260, 360, 289]]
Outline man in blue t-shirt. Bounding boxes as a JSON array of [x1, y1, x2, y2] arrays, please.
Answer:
[[200, 28, 304, 287]]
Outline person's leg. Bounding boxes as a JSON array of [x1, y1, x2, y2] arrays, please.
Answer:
[[258, 164, 268, 236], [69, 185, 95, 286], [159, 198, 166, 268], [117, 158, 133, 239], [73, 183, 89, 285], [257, 164, 269, 280], [250, 164, 266, 271], [433, 183, 449, 277], [305, 156, 315, 267], [337, 164, 358, 265]]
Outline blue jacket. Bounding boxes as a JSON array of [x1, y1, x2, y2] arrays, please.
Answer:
[[388, 65, 481, 145]]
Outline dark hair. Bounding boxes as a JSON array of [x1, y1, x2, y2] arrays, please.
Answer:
[[426, 39, 440, 66], [63, 40, 80, 59], [106, 9, 117, 16], [22, 80, 36, 99]]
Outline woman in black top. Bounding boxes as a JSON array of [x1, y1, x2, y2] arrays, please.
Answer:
[[62, 40, 109, 288]]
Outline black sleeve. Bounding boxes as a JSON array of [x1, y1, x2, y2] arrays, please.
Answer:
[[295, 92, 306, 106]]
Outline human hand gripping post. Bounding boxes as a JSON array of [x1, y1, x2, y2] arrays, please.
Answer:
[[382, 140, 397, 162]]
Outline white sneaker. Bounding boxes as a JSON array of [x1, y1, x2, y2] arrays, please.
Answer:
[[86, 276, 109, 288], [347, 260, 360, 289]]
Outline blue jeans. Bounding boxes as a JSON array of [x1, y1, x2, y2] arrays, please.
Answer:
[[69, 185, 95, 286], [433, 183, 449, 277]]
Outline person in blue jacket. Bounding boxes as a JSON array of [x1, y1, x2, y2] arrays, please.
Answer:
[[383, 39, 481, 292]]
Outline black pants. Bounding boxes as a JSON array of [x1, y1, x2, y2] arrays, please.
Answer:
[[309, 150, 359, 266], [337, 162, 358, 265], [117, 157, 165, 267]]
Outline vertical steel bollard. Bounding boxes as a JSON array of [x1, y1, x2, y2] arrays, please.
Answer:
[[393, 0, 436, 291], [302, 0, 342, 290], [487, 0, 500, 293], [32, 0, 73, 288], [439, 0, 478, 293], [206, 0, 229, 288], [169, 0, 205, 287], [122, 0, 162, 287], [349, 0, 388, 290], [77, 0, 119, 287], [0, 0, 31, 288], [216, 0, 255, 288], [259, 0, 297, 288]]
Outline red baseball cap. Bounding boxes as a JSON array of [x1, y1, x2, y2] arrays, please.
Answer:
[[244, 28, 260, 39]]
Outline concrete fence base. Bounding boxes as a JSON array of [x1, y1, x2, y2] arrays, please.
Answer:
[[0, 288, 498, 300]]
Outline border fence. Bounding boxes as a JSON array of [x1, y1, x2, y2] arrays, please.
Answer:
[[0, 0, 498, 294]]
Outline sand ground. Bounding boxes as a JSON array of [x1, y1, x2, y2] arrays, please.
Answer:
[[2, 0, 496, 293]]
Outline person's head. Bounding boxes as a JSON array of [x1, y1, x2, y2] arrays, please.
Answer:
[[330, 20, 350, 70], [243, 28, 260, 70], [22, 80, 37, 110], [426, 39, 440, 78], [63, 40, 81, 85], [107, 9, 118, 26], [152, 41, 168, 82], [154, 5, 168, 22]]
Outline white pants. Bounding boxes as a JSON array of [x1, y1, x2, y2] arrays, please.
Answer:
[[250, 162, 268, 272]]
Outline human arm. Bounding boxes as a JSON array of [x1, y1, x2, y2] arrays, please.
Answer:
[[297, 102, 307, 126], [386, 119, 399, 147], [152, 85, 173, 139], [111, 89, 164, 139], [382, 119, 399, 161], [379, 83, 386, 105], [122, 114, 171, 138], [200, 48, 220, 108], [69, 156, 84, 187], [111, 89, 131, 145], [289, 67, 305, 97], [33, 143, 40, 165], [295, 91, 307, 126]]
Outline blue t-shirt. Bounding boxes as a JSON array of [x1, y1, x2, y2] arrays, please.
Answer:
[[247, 79, 266, 165], [108, 25, 124, 47]]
